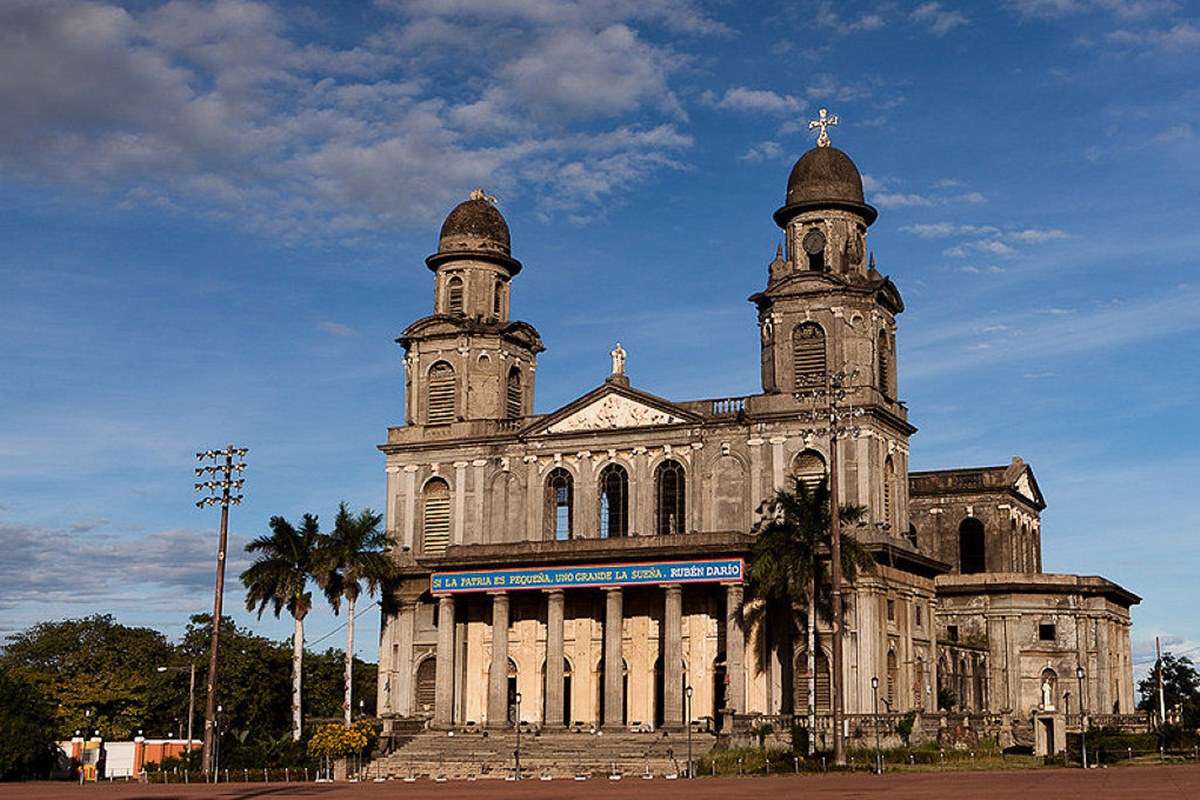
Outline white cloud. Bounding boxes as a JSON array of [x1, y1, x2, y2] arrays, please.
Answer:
[[911, 2, 970, 35], [0, 0, 711, 238], [1108, 22, 1200, 49], [1009, 0, 1178, 19], [901, 223, 1001, 238], [318, 321, 356, 337], [905, 285, 1200, 380], [0, 523, 251, 613], [738, 141, 784, 162], [703, 86, 804, 114], [873, 192, 936, 208], [812, 2, 887, 34]]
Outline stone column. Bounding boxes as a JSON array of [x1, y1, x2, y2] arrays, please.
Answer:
[[663, 584, 684, 728], [544, 589, 566, 727], [603, 587, 624, 728], [394, 601, 417, 716], [725, 584, 746, 718], [433, 595, 456, 728], [488, 592, 511, 728]]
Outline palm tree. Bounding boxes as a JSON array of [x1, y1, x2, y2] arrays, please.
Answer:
[[317, 502, 394, 724], [746, 474, 875, 753], [240, 513, 322, 741]]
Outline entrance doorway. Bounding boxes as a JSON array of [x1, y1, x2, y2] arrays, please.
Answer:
[[506, 657, 518, 724]]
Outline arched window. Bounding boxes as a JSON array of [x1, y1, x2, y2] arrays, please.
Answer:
[[877, 329, 890, 396], [421, 478, 451, 556], [791, 449, 826, 493], [886, 649, 898, 708], [426, 362, 456, 425], [544, 468, 573, 541], [959, 517, 986, 574], [654, 459, 685, 535], [802, 228, 826, 272], [505, 367, 522, 419], [447, 275, 464, 314], [883, 455, 895, 531], [793, 323, 827, 389], [598, 463, 629, 538], [493, 279, 502, 318]]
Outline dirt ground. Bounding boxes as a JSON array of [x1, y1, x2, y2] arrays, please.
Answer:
[[8, 765, 1199, 800]]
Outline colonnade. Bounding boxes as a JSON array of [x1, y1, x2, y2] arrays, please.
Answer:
[[429, 582, 746, 729]]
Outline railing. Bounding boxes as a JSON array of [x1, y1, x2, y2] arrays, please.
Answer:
[[710, 397, 746, 417], [496, 418, 523, 431]]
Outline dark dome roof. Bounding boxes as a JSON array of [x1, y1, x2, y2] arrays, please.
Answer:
[[786, 146, 864, 205], [775, 146, 877, 227], [438, 194, 511, 256]]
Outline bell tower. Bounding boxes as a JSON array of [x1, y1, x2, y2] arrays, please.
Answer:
[[749, 112, 913, 533], [398, 191, 544, 428]]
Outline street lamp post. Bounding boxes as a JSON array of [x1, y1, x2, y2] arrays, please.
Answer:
[[871, 676, 881, 774], [795, 369, 864, 766], [685, 685, 694, 779], [514, 692, 522, 780], [156, 663, 197, 755], [214, 705, 223, 782], [1076, 665, 1088, 769], [195, 444, 248, 777]]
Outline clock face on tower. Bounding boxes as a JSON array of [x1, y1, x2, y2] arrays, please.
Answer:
[[802, 229, 826, 256]]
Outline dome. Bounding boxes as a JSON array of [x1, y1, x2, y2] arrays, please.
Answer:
[[427, 189, 522, 274], [774, 146, 877, 227], [438, 193, 511, 256]]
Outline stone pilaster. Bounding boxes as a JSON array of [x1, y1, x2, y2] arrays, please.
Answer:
[[544, 589, 565, 727], [726, 583, 746, 717], [488, 592, 511, 728], [394, 601, 416, 716], [663, 584, 684, 728], [603, 587, 624, 728], [434, 595, 456, 728]]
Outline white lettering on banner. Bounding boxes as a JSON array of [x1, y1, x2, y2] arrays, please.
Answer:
[[431, 558, 743, 594]]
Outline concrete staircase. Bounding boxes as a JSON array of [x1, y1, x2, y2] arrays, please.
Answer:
[[370, 728, 713, 780]]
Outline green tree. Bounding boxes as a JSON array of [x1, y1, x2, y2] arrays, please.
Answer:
[[0, 667, 59, 780], [316, 503, 394, 724], [240, 513, 322, 741], [0, 615, 176, 739], [1138, 651, 1200, 730], [747, 475, 874, 748], [303, 649, 378, 722]]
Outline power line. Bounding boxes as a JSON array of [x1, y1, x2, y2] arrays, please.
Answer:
[[305, 600, 381, 649]]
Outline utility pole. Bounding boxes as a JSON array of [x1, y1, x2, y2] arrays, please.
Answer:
[[796, 368, 864, 767], [195, 445, 248, 777], [1156, 636, 1166, 726]]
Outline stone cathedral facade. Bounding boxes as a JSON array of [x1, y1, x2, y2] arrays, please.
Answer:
[[374, 141, 1138, 752]]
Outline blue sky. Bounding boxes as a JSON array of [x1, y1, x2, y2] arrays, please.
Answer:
[[1, 0, 1197, 674]]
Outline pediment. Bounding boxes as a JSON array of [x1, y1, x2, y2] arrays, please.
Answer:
[[544, 394, 689, 433], [1014, 471, 1043, 507], [527, 383, 700, 436]]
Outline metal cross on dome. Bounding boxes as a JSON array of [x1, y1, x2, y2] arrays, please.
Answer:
[[809, 108, 839, 148]]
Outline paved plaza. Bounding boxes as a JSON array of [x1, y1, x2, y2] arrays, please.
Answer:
[[7, 766, 1199, 800]]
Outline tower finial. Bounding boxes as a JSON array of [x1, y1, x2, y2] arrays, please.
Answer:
[[469, 187, 498, 204], [776, 242, 783, 258], [808, 108, 839, 148]]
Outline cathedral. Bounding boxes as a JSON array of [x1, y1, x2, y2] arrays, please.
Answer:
[[373, 123, 1139, 758]]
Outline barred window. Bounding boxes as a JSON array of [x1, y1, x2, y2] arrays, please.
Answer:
[[792, 323, 826, 389], [886, 649, 898, 707], [505, 367, 522, 419], [544, 468, 573, 541], [426, 362, 456, 425], [877, 329, 890, 396], [790, 449, 826, 493], [421, 478, 451, 556], [883, 455, 895, 531], [598, 463, 629, 538], [654, 459, 685, 535], [447, 276, 464, 314]]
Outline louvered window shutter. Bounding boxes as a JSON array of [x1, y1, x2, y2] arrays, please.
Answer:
[[792, 323, 826, 388], [427, 363, 455, 424]]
